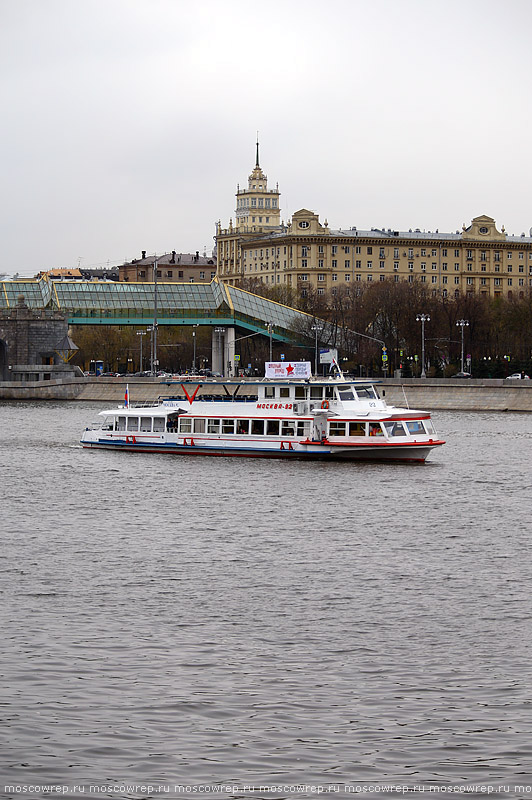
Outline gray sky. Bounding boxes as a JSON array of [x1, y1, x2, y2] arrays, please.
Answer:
[[2, 0, 532, 277]]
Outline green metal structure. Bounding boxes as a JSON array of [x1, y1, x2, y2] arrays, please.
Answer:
[[1, 276, 315, 344]]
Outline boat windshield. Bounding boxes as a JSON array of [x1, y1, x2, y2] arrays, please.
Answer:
[[354, 385, 377, 400], [337, 386, 355, 401]]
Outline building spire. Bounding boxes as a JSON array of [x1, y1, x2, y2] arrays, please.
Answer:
[[256, 132, 260, 167]]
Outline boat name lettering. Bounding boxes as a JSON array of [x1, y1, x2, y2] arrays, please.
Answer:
[[256, 403, 293, 410]]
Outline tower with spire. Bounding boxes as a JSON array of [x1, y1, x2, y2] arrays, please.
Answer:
[[234, 137, 281, 232]]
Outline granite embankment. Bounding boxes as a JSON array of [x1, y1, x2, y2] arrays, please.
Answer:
[[1, 376, 532, 411]]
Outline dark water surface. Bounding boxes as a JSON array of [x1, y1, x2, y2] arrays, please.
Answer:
[[1, 402, 532, 799]]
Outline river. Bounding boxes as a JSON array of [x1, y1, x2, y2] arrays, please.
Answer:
[[1, 402, 532, 799]]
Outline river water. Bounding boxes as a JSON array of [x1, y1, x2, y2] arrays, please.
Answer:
[[1, 402, 532, 800]]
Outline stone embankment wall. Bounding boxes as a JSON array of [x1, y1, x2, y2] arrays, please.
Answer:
[[1, 376, 532, 411]]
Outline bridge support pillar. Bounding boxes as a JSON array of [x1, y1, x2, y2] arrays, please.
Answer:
[[212, 326, 235, 377]]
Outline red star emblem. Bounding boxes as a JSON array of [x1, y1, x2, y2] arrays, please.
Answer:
[[285, 363, 294, 375]]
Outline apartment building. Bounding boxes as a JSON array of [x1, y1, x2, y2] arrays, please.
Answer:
[[216, 153, 532, 299]]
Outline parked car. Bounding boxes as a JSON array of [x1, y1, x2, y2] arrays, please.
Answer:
[[452, 371, 472, 378], [505, 372, 530, 379]]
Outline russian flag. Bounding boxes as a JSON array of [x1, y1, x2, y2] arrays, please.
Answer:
[[124, 384, 129, 408]]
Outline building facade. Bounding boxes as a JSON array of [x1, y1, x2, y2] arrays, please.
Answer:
[[216, 153, 532, 300], [120, 251, 217, 283]]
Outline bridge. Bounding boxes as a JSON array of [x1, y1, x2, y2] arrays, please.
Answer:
[[1, 276, 319, 375]]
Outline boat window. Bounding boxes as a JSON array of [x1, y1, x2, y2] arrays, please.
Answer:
[[154, 417, 165, 432], [281, 420, 296, 436], [193, 418, 205, 434], [251, 419, 265, 435], [369, 423, 384, 436], [280, 387, 290, 398], [325, 386, 335, 399], [423, 419, 435, 435], [179, 417, 192, 433], [349, 422, 366, 436], [222, 419, 235, 434], [406, 420, 425, 435], [127, 417, 139, 431], [117, 416, 126, 431], [297, 421, 311, 437], [310, 386, 323, 399], [101, 416, 114, 431], [355, 386, 377, 400], [329, 421, 346, 436], [337, 386, 355, 401], [167, 414, 180, 433], [208, 419, 221, 433], [294, 386, 307, 399], [266, 419, 280, 436], [264, 386, 275, 398], [237, 419, 250, 434], [140, 417, 152, 432], [384, 421, 406, 437]]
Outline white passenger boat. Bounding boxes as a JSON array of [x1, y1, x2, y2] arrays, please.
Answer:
[[80, 372, 445, 463]]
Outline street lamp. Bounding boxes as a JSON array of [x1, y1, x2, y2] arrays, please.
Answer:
[[192, 324, 198, 372], [214, 327, 225, 376], [416, 314, 430, 378], [311, 324, 319, 376], [136, 330, 147, 373], [456, 319, 469, 373], [265, 321, 273, 362]]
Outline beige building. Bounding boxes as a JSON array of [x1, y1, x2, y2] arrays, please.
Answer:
[[216, 152, 532, 299]]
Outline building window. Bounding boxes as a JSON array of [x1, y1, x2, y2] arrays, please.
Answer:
[[318, 259, 324, 268], [442, 276, 448, 284], [394, 262, 399, 270], [356, 260, 361, 268], [301, 246, 308, 257], [432, 275, 437, 283], [301, 259, 307, 268], [317, 287, 325, 295], [344, 246, 350, 254], [421, 262, 426, 271], [508, 278, 513, 286], [344, 259, 350, 268], [408, 248, 413, 258], [379, 248, 385, 258], [408, 262, 414, 270], [356, 246, 361, 254], [455, 264, 460, 271], [421, 248, 426, 257], [317, 273, 325, 282], [394, 274, 399, 282], [332, 273, 337, 281], [332, 259, 337, 268], [454, 249, 460, 258], [332, 245, 338, 255], [442, 248, 447, 257], [380, 261, 385, 269], [367, 274, 373, 281], [367, 247, 372, 254], [199, 271, 205, 279], [318, 245, 324, 254], [367, 261, 372, 269], [420, 275, 426, 283], [345, 274, 350, 281], [178, 270, 184, 278]]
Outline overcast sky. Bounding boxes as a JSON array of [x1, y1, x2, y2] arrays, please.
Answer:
[[2, 0, 532, 277]]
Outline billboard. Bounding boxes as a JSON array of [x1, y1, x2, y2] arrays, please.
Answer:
[[265, 361, 312, 379]]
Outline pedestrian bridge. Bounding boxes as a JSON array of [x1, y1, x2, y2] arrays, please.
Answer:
[[1, 276, 317, 375]]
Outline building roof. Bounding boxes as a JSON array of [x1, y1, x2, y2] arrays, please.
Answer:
[[125, 251, 216, 267]]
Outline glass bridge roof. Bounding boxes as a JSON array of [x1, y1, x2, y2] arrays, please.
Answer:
[[0, 277, 314, 341]]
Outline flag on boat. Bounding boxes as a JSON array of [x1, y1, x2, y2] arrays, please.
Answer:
[[124, 384, 129, 407]]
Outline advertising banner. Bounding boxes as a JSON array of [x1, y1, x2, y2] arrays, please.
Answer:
[[265, 361, 312, 379]]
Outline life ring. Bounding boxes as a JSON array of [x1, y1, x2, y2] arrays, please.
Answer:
[[321, 400, 329, 410]]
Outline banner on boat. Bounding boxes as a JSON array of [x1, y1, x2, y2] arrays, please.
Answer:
[[265, 361, 312, 379]]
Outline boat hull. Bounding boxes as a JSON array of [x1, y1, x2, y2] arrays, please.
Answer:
[[81, 437, 444, 463]]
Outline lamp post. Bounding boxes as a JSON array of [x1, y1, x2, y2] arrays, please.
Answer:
[[416, 314, 430, 378], [265, 321, 273, 362], [136, 330, 146, 373], [151, 257, 158, 376], [192, 324, 198, 372], [456, 319, 469, 373], [311, 324, 319, 376]]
